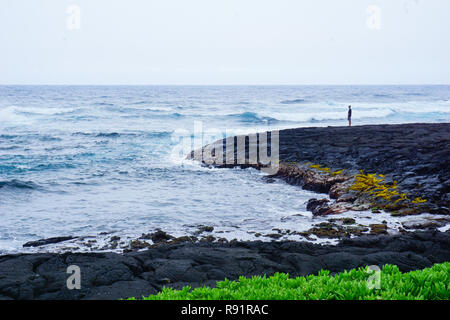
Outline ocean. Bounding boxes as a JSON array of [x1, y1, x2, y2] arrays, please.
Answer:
[[1, 85, 449, 253]]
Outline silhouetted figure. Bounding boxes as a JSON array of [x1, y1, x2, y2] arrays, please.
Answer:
[[348, 105, 352, 127]]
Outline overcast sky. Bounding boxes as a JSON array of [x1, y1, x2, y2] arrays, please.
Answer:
[[1, 0, 449, 85]]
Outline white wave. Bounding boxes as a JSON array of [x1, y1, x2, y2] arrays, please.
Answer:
[[0, 106, 31, 124], [11, 106, 76, 115], [388, 102, 450, 114], [264, 108, 395, 122], [145, 106, 173, 112]]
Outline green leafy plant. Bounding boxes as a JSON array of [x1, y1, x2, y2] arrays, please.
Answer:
[[128, 262, 449, 300]]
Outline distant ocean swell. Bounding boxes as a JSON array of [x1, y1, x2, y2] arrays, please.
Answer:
[[2, 101, 450, 126]]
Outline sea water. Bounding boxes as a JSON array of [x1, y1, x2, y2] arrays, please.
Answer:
[[1, 85, 449, 253]]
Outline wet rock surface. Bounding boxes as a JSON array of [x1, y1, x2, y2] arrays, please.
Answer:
[[23, 237, 76, 248], [298, 220, 370, 239], [140, 229, 174, 243], [306, 198, 330, 216], [1, 230, 448, 300]]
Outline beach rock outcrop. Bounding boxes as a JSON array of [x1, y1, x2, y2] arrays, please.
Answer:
[[140, 229, 174, 243], [188, 123, 450, 215], [306, 198, 331, 216], [23, 236, 76, 248]]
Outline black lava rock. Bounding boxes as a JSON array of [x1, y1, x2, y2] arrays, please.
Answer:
[[2, 230, 448, 300], [23, 236, 75, 248]]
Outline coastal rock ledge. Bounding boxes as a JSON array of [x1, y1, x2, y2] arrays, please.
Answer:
[[188, 123, 450, 216]]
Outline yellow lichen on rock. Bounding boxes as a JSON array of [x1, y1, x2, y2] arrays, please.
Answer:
[[412, 197, 427, 204], [350, 171, 428, 212], [350, 172, 406, 202], [331, 169, 345, 176], [309, 163, 331, 173]]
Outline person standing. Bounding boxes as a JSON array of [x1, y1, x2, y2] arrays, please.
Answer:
[[348, 105, 352, 127]]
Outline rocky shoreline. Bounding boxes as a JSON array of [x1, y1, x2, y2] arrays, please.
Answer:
[[12, 123, 450, 253], [0, 230, 449, 300], [1, 123, 449, 300], [189, 123, 449, 219]]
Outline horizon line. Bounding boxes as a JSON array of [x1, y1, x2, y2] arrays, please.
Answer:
[[1, 83, 450, 87]]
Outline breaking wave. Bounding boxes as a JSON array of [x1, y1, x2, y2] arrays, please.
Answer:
[[0, 179, 39, 190]]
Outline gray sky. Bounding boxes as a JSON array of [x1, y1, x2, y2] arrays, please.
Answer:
[[1, 0, 449, 85]]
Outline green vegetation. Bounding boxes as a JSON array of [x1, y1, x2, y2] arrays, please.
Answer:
[[129, 262, 449, 300]]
